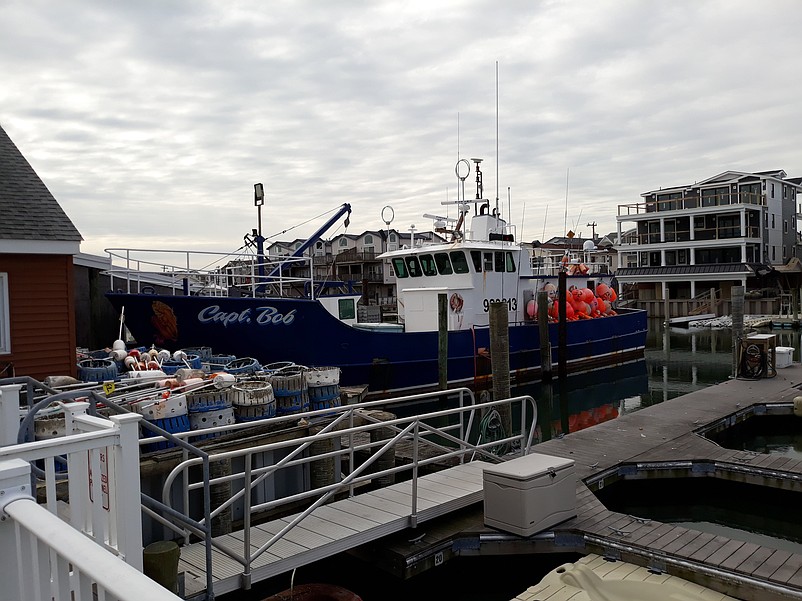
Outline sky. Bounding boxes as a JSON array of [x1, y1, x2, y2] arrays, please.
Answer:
[[2, 0, 801, 257]]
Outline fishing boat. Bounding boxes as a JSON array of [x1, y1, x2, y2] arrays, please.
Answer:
[[104, 158, 647, 397]]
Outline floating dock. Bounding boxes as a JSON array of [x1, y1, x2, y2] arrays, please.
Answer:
[[350, 364, 802, 601]]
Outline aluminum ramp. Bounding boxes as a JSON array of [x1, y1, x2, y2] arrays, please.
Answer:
[[178, 460, 492, 597]]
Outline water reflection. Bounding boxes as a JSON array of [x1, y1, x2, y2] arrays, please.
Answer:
[[515, 320, 801, 440]]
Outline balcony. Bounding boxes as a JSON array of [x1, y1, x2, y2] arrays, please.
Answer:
[[621, 225, 761, 247], [618, 192, 765, 217], [335, 250, 378, 263]]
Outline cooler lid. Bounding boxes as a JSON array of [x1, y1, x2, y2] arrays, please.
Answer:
[[483, 452, 574, 481]]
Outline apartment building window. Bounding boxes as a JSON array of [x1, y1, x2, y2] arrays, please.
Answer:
[[339, 238, 348, 247], [657, 192, 680, 211], [784, 185, 788, 200], [784, 220, 788, 234], [677, 249, 688, 265], [665, 250, 676, 266], [740, 182, 761, 205], [783, 246, 787, 259], [772, 214, 775, 229], [702, 186, 728, 207], [771, 183, 775, 198], [0, 273, 8, 354], [772, 246, 776, 261], [364, 234, 373, 245]]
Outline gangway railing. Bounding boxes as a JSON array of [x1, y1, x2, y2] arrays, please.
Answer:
[[160, 388, 538, 590]]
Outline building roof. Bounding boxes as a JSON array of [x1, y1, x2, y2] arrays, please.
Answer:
[[617, 263, 754, 277], [0, 124, 82, 242]]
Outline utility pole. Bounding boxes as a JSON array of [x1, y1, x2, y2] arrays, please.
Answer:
[[587, 221, 597, 239]]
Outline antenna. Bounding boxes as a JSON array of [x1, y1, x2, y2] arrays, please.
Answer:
[[495, 60, 499, 218], [563, 167, 570, 236]]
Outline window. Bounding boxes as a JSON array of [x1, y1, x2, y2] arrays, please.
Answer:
[[450, 251, 470, 273], [484, 253, 494, 272], [0, 273, 9, 354], [772, 214, 775, 229], [434, 253, 453, 275], [785, 220, 788, 234], [494, 252, 505, 272], [505, 251, 516, 272], [772, 246, 776, 261], [470, 250, 483, 272], [405, 256, 423, 277], [392, 258, 408, 278], [389, 234, 396, 242], [364, 234, 373, 245], [338, 298, 356, 320], [419, 254, 437, 276], [339, 238, 348, 247]]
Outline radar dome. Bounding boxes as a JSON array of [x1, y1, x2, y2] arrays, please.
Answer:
[[582, 240, 596, 251]]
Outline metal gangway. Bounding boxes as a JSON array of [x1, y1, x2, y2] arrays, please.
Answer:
[[2, 380, 538, 601]]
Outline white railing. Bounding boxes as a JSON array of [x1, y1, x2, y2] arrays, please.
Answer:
[[0, 384, 179, 601], [0, 458, 181, 601], [104, 247, 319, 299]]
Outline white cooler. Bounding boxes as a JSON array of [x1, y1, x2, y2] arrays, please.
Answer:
[[483, 452, 576, 537]]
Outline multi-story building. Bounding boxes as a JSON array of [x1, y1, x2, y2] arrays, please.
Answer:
[[615, 169, 802, 317]]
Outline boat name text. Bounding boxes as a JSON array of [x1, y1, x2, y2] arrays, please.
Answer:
[[198, 305, 296, 327], [482, 298, 517, 312]]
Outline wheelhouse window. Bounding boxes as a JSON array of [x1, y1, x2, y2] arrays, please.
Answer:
[[494, 252, 505, 272], [434, 252, 453, 275], [338, 298, 356, 320], [470, 250, 482, 272], [392, 258, 408, 278], [419, 254, 438, 276], [505, 252, 516, 272], [484, 252, 494, 272], [405, 256, 423, 277], [0, 273, 8, 354], [450, 251, 470, 273]]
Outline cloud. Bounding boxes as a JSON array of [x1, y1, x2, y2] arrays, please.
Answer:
[[2, 0, 801, 253]]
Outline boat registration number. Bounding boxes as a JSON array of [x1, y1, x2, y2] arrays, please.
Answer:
[[482, 298, 517, 312]]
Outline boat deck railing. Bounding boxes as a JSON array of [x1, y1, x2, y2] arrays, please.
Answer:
[[104, 246, 322, 299], [0, 383, 181, 601]]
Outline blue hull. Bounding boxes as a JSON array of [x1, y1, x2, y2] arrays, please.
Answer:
[[106, 292, 648, 396]]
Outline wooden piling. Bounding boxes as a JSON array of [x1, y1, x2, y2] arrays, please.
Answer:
[[731, 285, 744, 378], [538, 290, 552, 382], [209, 456, 232, 537], [557, 272, 567, 380], [438, 293, 448, 390], [489, 301, 512, 439]]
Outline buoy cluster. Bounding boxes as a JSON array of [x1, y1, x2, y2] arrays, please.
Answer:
[[526, 283, 618, 323]]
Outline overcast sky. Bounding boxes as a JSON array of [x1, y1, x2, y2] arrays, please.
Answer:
[[2, 0, 801, 256]]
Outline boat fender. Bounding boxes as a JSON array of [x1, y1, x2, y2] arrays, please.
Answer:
[[110, 349, 127, 362], [157, 349, 172, 363], [211, 372, 236, 388], [112, 339, 126, 352]]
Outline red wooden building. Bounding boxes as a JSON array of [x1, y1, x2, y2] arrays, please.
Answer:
[[0, 124, 83, 379]]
